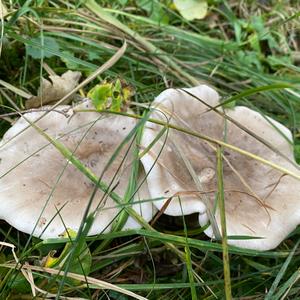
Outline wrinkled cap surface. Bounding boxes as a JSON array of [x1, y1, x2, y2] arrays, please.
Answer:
[[0, 100, 155, 238], [141, 85, 300, 250]]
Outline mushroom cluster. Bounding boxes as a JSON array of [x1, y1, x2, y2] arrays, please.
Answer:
[[1, 85, 299, 250], [0, 100, 156, 238], [140, 85, 300, 250]]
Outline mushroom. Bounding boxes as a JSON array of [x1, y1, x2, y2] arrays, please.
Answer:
[[140, 85, 300, 250], [0, 100, 156, 238]]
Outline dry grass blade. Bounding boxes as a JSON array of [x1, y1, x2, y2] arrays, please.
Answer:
[[0, 79, 32, 99], [2, 262, 148, 300]]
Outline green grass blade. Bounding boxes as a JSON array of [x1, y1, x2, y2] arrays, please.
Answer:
[[217, 146, 232, 299], [84, 0, 199, 86], [265, 240, 300, 300]]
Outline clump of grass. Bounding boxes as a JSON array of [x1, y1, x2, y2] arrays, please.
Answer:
[[0, 0, 300, 299]]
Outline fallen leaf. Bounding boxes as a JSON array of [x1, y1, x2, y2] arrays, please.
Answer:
[[0, 1, 8, 18], [26, 37, 60, 59], [173, 0, 208, 21], [26, 70, 81, 108]]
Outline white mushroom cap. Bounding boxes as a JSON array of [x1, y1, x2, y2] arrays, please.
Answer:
[[0, 100, 156, 238], [141, 85, 300, 250]]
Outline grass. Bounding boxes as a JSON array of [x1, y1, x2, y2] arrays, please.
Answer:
[[0, 0, 300, 299]]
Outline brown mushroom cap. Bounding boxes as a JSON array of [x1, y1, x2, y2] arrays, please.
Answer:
[[0, 100, 155, 238], [141, 85, 300, 250]]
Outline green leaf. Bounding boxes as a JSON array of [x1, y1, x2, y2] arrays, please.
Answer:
[[118, 0, 128, 5], [87, 82, 113, 111], [88, 80, 134, 112], [87, 50, 100, 61], [44, 229, 92, 286], [173, 0, 208, 21], [60, 50, 83, 70], [136, 0, 169, 24], [111, 79, 122, 112], [249, 33, 261, 54], [108, 291, 129, 300], [236, 50, 263, 71], [250, 15, 265, 35], [136, 0, 152, 12], [26, 36, 60, 59]]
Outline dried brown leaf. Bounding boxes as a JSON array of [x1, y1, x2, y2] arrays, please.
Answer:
[[26, 70, 81, 108]]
